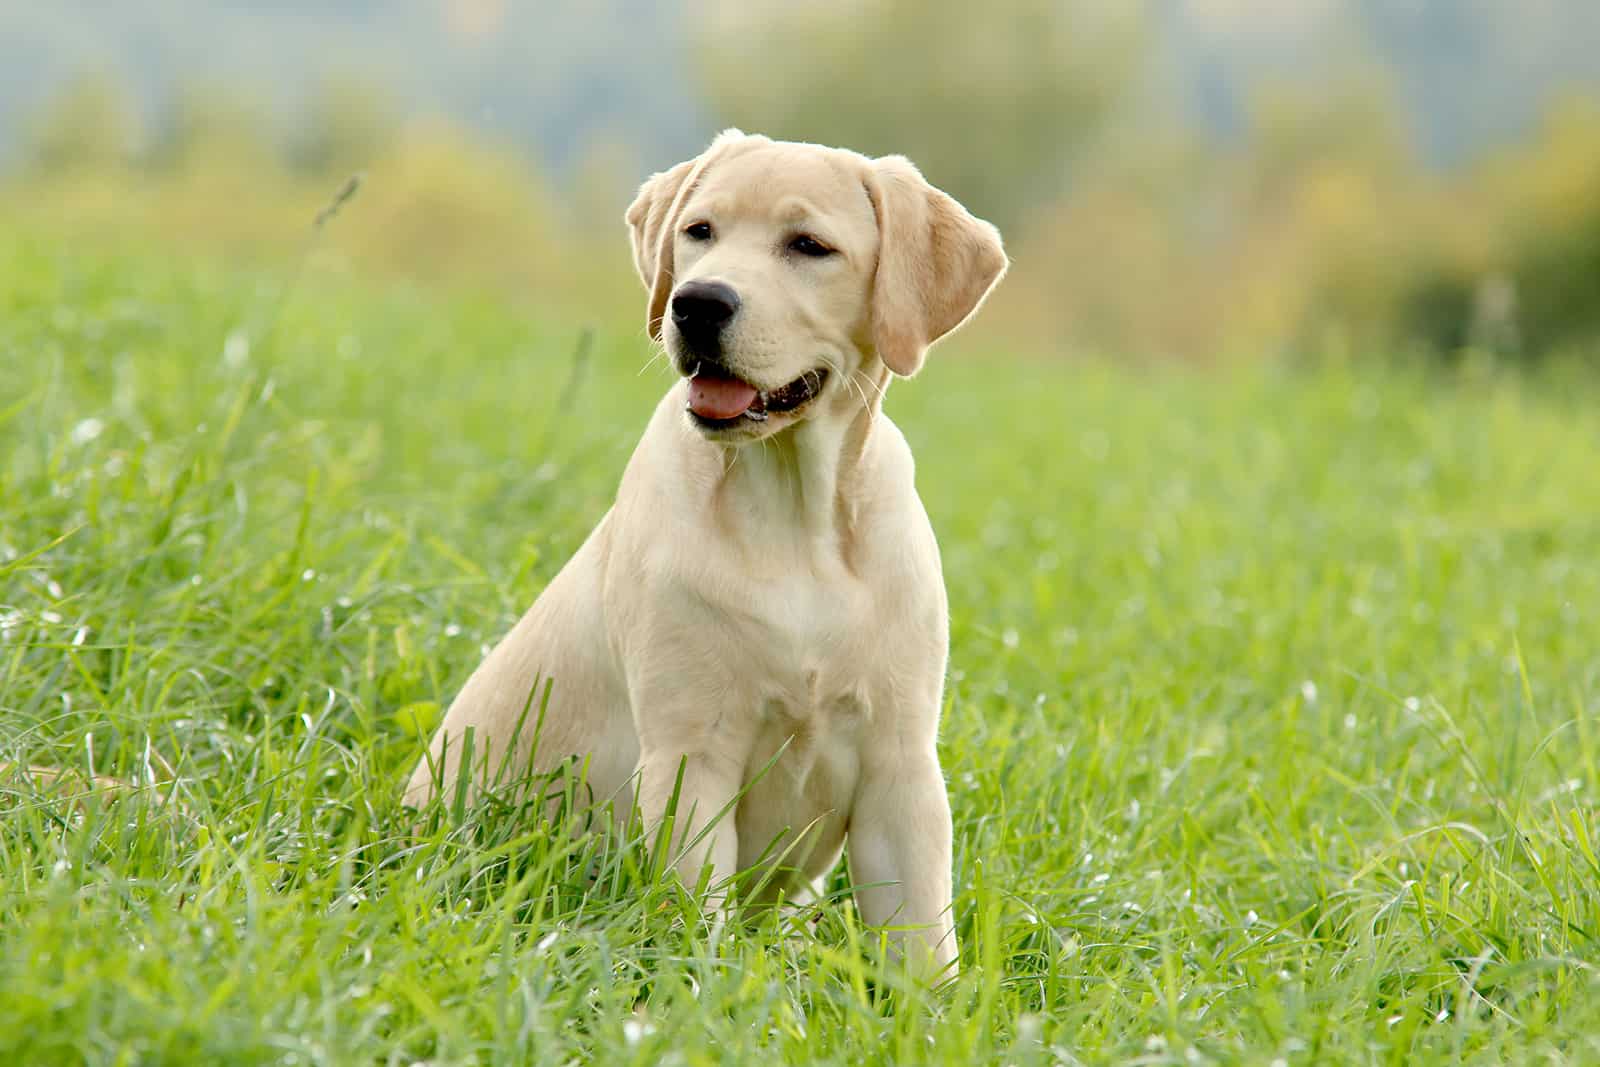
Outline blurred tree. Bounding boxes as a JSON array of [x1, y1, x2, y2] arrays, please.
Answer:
[[285, 75, 402, 175], [688, 0, 1145, 228], [24, 72, 141, 173], [1472, 100, 1600, 358], [145, 82, 276, 173]]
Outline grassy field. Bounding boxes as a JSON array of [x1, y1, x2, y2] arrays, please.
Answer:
[[3, 232, 1600, 1065]]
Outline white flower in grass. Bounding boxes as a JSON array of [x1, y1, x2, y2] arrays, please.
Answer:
[[71, 417, 105, 445], [1300, 680, 1318, 705], [623, 1017, 655, 1046], [223, 329, 250, 368]]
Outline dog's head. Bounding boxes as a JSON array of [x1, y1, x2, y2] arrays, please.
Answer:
[[626, 130, 1007, 441]]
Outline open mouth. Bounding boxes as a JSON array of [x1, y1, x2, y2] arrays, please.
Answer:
[[685, 365, 830, 430]]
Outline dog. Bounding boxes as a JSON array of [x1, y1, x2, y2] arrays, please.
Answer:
[[405, 130, 1006, 979]]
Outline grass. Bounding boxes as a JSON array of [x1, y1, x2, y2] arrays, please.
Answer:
[[3, 231, 1600, 1065]]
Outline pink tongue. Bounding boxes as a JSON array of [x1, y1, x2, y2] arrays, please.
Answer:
[[688, 373, 758, 419]]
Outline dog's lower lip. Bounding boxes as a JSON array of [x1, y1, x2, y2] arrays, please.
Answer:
[[686, 367, 829, 429], [761, 368, 828, 413]]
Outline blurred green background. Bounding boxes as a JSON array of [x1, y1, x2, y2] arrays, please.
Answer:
[[4, 0, 1598, 366]]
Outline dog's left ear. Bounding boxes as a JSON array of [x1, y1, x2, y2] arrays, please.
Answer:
[[866, 156, 1008, 376], [625, 129, 754, 340]]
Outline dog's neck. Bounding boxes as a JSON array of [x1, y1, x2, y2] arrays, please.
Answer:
[[708, 362, 891, 564]]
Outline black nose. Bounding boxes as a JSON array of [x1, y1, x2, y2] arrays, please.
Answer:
[[671, 280, 740, 348]]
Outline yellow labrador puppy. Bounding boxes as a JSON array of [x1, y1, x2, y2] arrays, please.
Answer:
[[406, 130, 1005, 977]]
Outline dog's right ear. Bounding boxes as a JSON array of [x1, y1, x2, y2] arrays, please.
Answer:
[[625, 129, 750, 341], [625, 157, 696, 341]]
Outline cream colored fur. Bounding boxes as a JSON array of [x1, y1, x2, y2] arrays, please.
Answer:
[[405, 130, 1006, 979]]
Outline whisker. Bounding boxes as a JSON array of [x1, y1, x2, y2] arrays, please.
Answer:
[[853, 367, 887, 405], [821, 355, 874, 418], [638, 347, 670, 376]]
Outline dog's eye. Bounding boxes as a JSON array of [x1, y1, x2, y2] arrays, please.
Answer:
[[684, 221, 713, 241], [788, 234, 835, 258]]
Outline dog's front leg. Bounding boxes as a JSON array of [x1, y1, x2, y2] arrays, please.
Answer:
[[635, 747, 743, 901], [847, 745, 959, 982]]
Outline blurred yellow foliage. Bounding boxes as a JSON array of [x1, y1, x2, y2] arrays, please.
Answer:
[[6, 69, 1598, 363], [5, 87, 634, 325]]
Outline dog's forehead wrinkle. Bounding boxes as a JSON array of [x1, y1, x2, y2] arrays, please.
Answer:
[[774, 197, 823, 225]]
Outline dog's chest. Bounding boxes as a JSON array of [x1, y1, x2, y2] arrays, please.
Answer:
[[725, 564, 878, 875], [740, 559, 874, 713]]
